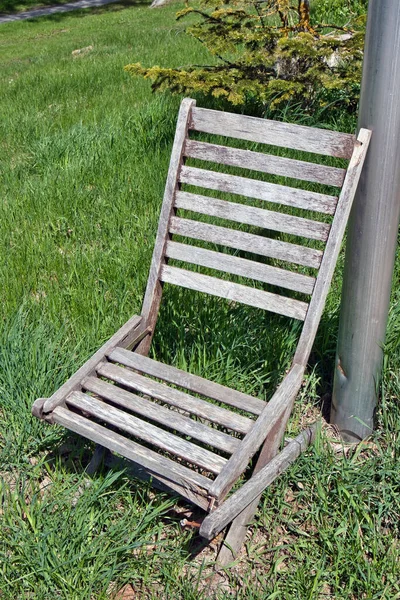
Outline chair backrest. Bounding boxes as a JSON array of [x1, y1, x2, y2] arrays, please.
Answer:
[[141, 99, 371, 365]]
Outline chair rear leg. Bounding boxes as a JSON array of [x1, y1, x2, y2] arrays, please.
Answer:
[[86, 444, 110, 476], [216, 409, 290, 567]]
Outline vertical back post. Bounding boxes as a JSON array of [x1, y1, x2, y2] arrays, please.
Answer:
[[137, 98, 196, 355], [293, 129, 371, 367]]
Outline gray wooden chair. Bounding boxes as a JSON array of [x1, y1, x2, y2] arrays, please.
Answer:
[[32, 99, 370, 564]]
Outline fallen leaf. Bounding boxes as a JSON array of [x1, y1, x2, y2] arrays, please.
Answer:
[[114, 583, 135, 599]]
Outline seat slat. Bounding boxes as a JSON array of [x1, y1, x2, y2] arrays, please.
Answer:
[[180, 166, 337, 216], [90, 366, 240, 454], [161, 265, 308, 321], [165, 241, 315, 295], [184, 139, 346, 187], [101, 356, 255, 434], [53, 405, 213, 493], [108, 348, 267, 415], [175, 191, 330, 242], [170, 217, 323, 269], [190, 107, 355, 159], [66, 391, 227, 474]]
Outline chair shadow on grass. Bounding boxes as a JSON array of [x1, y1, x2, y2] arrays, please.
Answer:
[[44, 428, 211, 559]]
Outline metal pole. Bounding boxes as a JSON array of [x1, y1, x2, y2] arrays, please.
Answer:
[[331, 0, 400, 442]]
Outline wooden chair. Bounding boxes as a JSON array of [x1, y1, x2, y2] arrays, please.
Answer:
[[32, 99, 371, 564]]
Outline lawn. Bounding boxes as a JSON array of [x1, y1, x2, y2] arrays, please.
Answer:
[[0, 1, 399, 598]]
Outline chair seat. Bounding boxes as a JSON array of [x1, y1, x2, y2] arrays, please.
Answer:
[[52, 349, 265, 510]]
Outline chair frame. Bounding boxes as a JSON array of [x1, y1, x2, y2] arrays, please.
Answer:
[[32, 98, 371, 563]]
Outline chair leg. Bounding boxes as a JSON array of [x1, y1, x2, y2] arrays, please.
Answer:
[[216, 496, 260, 566], [86, 444, 109, 476], [216, 410, 290, 567]]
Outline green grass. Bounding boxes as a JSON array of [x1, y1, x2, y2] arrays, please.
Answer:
[[1, 2, 400, 598]]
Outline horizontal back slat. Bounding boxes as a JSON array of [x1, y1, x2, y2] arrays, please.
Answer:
[[169, 217, 323, 269], [191, 107, 355, 159], [165, 241, 316, 295], [161, 265, 309, 321], [179, 166, 338, 215], [184, 140, 346, 187], [175, 191, 330, 242]]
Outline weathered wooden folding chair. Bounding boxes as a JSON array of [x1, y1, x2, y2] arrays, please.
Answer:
[[32, 99, 370, 564]]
